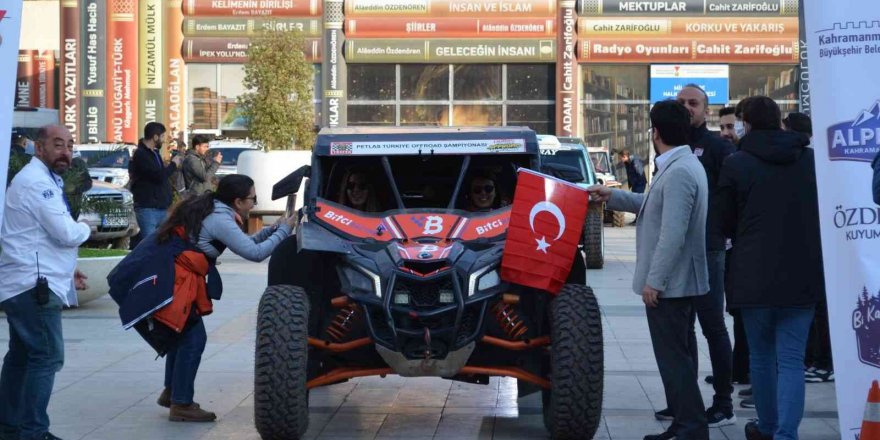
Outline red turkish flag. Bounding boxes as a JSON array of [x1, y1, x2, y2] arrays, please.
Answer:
[[500, 169, 588, 294]]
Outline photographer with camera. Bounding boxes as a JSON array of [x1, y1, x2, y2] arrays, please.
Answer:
[[0, 125, 91, 440]]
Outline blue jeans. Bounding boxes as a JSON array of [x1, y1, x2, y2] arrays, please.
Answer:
[[688, 250, 733, 410], [164, 318, 206, 405], [742, 306, 815, 440], [132, 208, 168, 249], [0, 290, 64, 440]]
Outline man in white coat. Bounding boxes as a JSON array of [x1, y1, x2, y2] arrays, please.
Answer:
[[0, 125, 91, 440], [589, 100, 710, 440]]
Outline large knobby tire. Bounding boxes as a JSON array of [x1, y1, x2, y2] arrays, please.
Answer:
[[543, 284, 604, 440], [254, 285, 310, 440], [584, 203, 604, 269]]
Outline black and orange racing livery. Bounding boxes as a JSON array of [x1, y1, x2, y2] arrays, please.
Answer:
[[254, 127, 603, 440]]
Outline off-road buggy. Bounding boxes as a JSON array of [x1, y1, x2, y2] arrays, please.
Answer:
[[255, 127, 604, 440]]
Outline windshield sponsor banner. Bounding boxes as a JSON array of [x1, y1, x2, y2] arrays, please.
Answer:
[[329, 139, 526, 156]]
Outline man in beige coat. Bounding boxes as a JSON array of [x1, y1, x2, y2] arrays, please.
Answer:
[[589, 100, 710, 440]]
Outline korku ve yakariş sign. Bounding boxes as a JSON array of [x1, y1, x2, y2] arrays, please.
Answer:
[[345, 39, 556, 63], [329, 139, 527, 156], [578, 0, 797, 16], [578, 17, 797, 37]]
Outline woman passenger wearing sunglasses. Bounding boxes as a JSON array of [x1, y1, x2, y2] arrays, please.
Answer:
[[465, 170, 505, 212], [337, 167, 379, 212]]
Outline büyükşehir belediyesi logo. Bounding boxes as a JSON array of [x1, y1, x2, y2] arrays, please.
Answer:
[[853, 287, 880, 368], [827, 100, 880, 162]]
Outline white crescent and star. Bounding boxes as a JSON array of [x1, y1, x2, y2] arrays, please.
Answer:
[[528, 201, 566, 254]]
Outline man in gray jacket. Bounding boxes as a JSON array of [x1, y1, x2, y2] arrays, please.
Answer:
[[589, 100, 710, 440], [182, 135, 222, 196]]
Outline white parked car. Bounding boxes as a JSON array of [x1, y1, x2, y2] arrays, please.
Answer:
[[78, 180, 139, 249], [75, 143, 136, 187], [207, 139, 261, 179]]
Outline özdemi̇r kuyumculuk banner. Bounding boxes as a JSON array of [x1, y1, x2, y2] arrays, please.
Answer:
[[804, 0, 880, 438]]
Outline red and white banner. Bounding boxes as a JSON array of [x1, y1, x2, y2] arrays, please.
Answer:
[[501, 168, 587, 294], [0, 3, 24, 225]]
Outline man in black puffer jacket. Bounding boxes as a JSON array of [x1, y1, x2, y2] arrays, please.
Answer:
[[717, 96, 821, 440], [128, 122, 181, 248]]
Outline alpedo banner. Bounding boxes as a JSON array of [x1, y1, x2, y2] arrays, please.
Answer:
[[0, 2, 24, 224], [804, 0, 880, 438]]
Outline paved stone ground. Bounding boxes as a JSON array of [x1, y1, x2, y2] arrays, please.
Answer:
[[0, 224, 839, 439]]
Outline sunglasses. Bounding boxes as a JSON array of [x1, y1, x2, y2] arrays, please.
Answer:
[[471, 185, 495, 194], [347, 182, 368, 191]]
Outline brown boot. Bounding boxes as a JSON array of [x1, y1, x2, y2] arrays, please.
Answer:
[[169, 403, 216, 422], [157, 388, 171, 408]]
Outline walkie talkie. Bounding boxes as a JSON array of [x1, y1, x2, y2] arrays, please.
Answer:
[[35, 252, 49, 305]]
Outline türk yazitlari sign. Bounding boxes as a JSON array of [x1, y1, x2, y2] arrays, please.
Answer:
[[345, 39, 556, 63]]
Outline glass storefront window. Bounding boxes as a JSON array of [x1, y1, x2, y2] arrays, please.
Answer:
[[190, 102, 218, 130], [188, 64, 217, 103], [219, 65, 247, 100], [507, 65, 554, 101], [346, 64, 553, 130], [449, 105, 502, 126], [453, 65, 501, 101], [582, 65, 651, 185], [348, 105, 395, 126], [401, 65, 449, 101], [508, 104, 554, 134], [401, 105, 447, 126], [729, 65, 799, 114], [349, 64, 395, 100]]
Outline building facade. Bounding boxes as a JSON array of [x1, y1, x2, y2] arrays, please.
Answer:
[[17, 0, 801, 162]]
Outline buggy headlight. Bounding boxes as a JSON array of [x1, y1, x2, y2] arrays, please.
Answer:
[[468, 265, 500, 296], [345, 265, 382, 298]]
